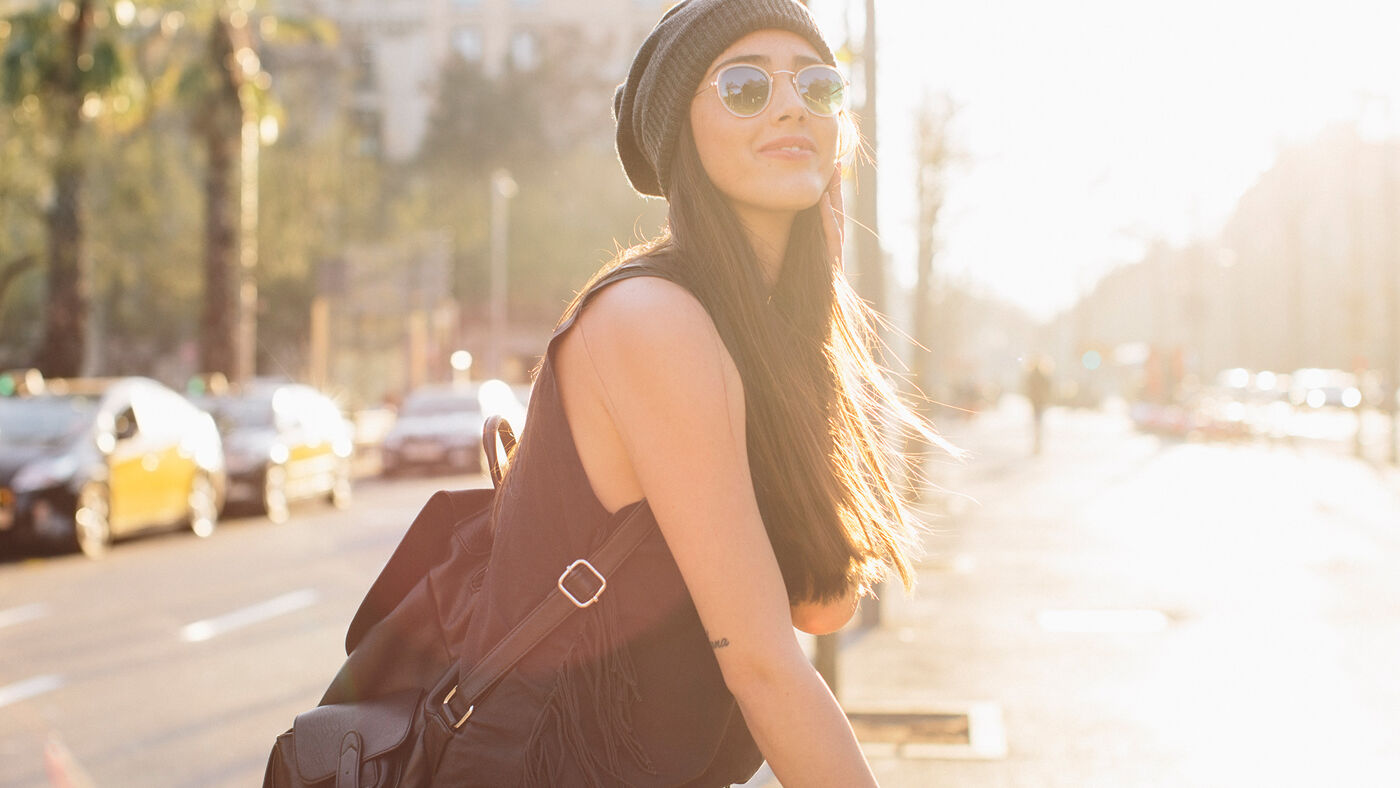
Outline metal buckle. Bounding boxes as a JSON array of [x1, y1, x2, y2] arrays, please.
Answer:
[[557, 559, 606, 608], [442, 685, 474, 729]]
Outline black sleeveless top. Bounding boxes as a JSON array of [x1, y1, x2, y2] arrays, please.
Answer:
[[442, 259, 763, 786]]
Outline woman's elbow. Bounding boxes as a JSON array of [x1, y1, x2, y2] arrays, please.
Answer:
[[790, 594, 859, 635]]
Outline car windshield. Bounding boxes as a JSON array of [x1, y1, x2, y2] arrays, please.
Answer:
[[0, 396, 98, 446], [202, 397, 275, 431], [401, 391, 479, 418]]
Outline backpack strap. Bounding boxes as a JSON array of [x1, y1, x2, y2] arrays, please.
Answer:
[[431, 497, 655, 731], [482, 415, 517, 489]]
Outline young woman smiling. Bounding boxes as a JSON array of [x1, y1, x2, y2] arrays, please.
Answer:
[[444, 1, 938, 785]]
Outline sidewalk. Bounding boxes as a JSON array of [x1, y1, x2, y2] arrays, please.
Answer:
[[765, 398, 1400, 786], [835, 399, 1061, 786]]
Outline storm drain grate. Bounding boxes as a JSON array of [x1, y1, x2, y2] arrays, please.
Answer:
[[845, 702, 1007, 760], [848, 711, 969, 743]]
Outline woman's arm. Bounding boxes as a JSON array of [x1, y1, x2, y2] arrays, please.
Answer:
[[576, 278, 877, 787]]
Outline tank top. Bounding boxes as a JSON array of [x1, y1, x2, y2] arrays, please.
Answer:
[[440, 257, 764, 786]]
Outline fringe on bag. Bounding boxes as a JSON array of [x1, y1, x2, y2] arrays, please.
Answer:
[[521, 594, 657, 787]]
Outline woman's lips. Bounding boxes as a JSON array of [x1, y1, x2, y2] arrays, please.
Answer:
[[758, 136, 817, 160]]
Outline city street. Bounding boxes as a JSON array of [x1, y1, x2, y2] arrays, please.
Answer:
[[3, 403, 1400, 787], [0, 473, 486, 788]]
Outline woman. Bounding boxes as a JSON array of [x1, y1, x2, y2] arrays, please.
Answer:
[[451, 1, 935, 784]]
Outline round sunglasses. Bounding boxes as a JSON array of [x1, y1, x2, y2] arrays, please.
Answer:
[[700, 63, 849, 119]]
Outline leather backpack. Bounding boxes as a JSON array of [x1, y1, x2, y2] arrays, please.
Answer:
[[262, 416, 654, 787]]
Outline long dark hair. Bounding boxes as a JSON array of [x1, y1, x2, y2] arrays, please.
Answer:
[[567, 121, 937, 603]]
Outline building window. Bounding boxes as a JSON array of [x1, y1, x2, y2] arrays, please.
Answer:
[[510, 31, 538, 70], [454, 28, 483, 62]]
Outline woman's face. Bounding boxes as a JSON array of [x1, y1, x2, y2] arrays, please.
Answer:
[[689, 29, 840, 223]]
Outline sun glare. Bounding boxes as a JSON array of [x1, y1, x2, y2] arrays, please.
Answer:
[[815, 0, 1400, 319]]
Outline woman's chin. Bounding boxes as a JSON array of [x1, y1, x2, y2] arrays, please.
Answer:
[[737, 185, 828, 215]]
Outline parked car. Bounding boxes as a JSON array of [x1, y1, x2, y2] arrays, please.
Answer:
[[0, 376, 225, 558], [381, 380, 526, 476], [194, 382, 354, 523]]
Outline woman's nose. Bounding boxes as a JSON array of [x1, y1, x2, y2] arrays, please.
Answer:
[[770, 73, 807, 120]]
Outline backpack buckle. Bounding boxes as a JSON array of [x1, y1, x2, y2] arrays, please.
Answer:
[[557, 559, 606, 608]]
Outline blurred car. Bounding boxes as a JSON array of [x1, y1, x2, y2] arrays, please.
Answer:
[[1212, 368, 1293, 439], [1289, 368, 1361, 410], [194, 382, 354, 523], [381, 380, 525, 476], [0, 376, 225, 558]]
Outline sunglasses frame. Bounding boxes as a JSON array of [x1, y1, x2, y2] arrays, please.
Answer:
[[700, 63, 849, 119]]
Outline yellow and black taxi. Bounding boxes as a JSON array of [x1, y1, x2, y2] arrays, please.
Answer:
[[0, 374, 226, 558], [193, 381, 354, 523]]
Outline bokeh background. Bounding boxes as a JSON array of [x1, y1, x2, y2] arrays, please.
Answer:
[[3, 1, 1400, 786]]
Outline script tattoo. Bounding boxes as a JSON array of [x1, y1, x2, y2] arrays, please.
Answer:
[[709, 637, 730, 650]]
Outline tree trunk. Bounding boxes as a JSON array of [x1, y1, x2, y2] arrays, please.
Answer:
[[199, 14, 245, 378], [852, 0, 883, 314], [33, 0, 95, 377], [911, 98, 952, 401]]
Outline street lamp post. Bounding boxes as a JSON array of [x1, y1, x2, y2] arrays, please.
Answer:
[[1358, 93, 1399, 463], [1378, 97, 1400, 464], [236, 99, 262, 385], [489, 169, 517, 380]]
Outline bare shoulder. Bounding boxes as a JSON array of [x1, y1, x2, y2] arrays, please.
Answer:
[[573, 275, 719, 356], [561, 274, 744, 430]]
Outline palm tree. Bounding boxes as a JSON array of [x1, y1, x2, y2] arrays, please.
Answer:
[[187, 6, 252, 380], [2, 0, 130, 376], [174, 4, 330, 381]]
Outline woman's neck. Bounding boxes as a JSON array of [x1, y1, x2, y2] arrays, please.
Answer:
[[735, 206, 795, 287]]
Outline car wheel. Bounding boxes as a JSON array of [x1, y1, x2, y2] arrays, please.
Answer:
[[187, 473, 218, 538], [73, 483, 112, 559], [328, 463, 352, 510], [263, 464, 290, 524]]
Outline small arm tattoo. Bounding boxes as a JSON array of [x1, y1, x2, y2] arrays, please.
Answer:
[[710, 637, 730, 650]]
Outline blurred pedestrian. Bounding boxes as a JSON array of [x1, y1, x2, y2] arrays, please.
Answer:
[[1025, 354, 1054, 454], [438, 1, 942, 785]]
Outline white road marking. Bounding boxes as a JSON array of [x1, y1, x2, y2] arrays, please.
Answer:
[[1037, 608, 1170, 633], [0, 674, 64, 709], [0, 603, 47, 630], [179, 589, 319, 643]]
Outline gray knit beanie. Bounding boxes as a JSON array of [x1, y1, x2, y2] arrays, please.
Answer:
[[613, 0, 836, 198]]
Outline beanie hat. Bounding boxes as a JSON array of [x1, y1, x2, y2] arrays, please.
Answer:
[[613, 0, 836, 198]]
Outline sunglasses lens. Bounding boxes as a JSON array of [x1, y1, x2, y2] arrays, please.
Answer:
[[797, 66, 845, 116], [716, 65, 771, 117]]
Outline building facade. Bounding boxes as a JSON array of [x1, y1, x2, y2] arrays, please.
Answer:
[[303, 0, 671, 161]]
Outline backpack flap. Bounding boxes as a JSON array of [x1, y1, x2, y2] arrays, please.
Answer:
[[292, 689, 422, 784]]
